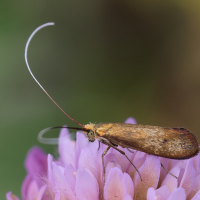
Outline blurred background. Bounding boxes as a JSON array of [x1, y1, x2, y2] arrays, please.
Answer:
[[1, 0, 200, 198]]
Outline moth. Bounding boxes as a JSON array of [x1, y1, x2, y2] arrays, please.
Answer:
[[25, 23, 199, 184]]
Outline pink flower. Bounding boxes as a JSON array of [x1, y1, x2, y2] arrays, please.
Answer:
[[7, 117, 200, 200]]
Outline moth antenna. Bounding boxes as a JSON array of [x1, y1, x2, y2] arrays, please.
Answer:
[[38, 127, 59, 144], [24, 22, 84, 128], [38, 126, 88, 144]]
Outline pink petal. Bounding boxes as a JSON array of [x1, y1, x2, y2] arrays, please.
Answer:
[[36, 185, 47, 200], [104, 167, 124, 200], [52, 162, 76, 200], [104, 153, 117, 167], [58, 126, 75, 167], [21, 174, 32, 200], [134, 155, 160, 200], [123, 194, 133, 200], [179, 159, 195, 196], [147, 188, 156, 200], [64, 164, 76, 192], [159, 157, 168, 185], [168, 159, 187, 172], [133, 151, 147, 162], [80, 139, 106, 196], [54, 193, 60, 200], [47, 154, 55, 193], [124, 117, 137, 124], [78, 146, 99, 181], [27, 180, 39, 200], [161, 166, 180, 192], [155, 185, 171, 200], [127, 157, 145, 179], [104, 167, 133, 200], [147, 186, 171, 200], [187, 173, 200, 200], [167, 187, 186, 200], [191, 190, 200, 200], [6, 192, 20, 200], [75, 168, 99, 200], [192, 154, 200, 175], [110, 145, 135, 173], [24, 146, 47, 177], [75, 131, 89, 170], [122, 173, 134, 198], [105, 161, 122, 179]]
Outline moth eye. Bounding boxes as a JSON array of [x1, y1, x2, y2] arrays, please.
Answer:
[[88, 131, 94, 137]]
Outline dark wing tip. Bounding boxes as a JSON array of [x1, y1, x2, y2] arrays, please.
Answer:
[[164, 127, 193, 135]]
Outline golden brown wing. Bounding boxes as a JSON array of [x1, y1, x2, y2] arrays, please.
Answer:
[[95, 123, 199, 159]]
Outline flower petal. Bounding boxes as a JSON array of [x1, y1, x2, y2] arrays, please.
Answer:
[[191, 190, 200, 200], [47, 153, 57, 196], [168, 159, 187, 172], [104, 167, 124, 200], [21, 174, 32, 200], [75, 131, 89, 170], [36, 185, 47, 200], [52, 162, 76, 199], [26, 180, 40, 200], [54, 193, 60, 200], [123, 194, 133, 200], [110, 146, 135, 173], [124, 117, 137, 124], [105, 161, 121, 179], [58, 126, 75, 167], [78, 146, 99, 181], [187, 173, 200, 200], [104, 167, 133, 200], [64, 164, 76, 192], [179, 159, 195, 196], [134, 155, 160, 200], [147, 186, 171, 200], [156, 185, 171, 200], [24, 146, 47, 177], [104, 153, 117, 167], [159, 157, 168, 185], [133, 151, 147, 162], [161, 166, 180, 192], [127, 157, 145, 179], [147, 188, 156, 200], [75, 168, 99, 200], [192, 154, 200, 175], [122, 173, 134, 198], [6, 192, 20, 200], [167, 187, 186, 200]]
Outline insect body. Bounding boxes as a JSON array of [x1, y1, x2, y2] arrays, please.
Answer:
[[84, 123, 199, 160]]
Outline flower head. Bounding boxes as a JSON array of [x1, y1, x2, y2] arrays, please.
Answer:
[[7, 117, 200, 200]]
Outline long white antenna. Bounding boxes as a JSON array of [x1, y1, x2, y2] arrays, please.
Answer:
[[24, 22, 84, 127], [25, 22, 55, 94]]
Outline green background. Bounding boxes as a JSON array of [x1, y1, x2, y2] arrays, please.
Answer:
[[1, 0, 200, 199]]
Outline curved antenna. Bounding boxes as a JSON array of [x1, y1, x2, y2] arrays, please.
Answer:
[[38, 126, 88, 144], [38, 127, 59, 144], [25, 22, 84, 128]]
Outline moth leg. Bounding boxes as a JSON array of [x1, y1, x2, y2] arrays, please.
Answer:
[[126, 148, 135, 153], [161, 163, 177, 179], [98, 140, 101, 151], [97, 136, 142, 181], [110, 145, 142, 181], [101, 146, 111, 200]]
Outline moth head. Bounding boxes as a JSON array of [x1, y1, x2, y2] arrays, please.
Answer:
[[86, 130, 95, 142], [84, 123, 96, 142]]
